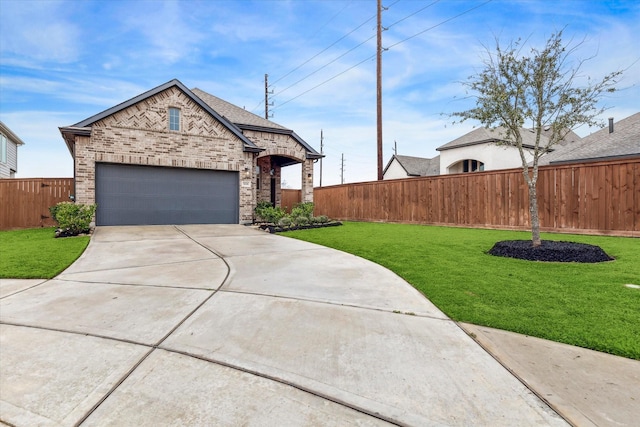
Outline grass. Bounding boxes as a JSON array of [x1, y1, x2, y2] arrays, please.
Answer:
[[283, 222, 640, 360], [0, 228, 90, 279]]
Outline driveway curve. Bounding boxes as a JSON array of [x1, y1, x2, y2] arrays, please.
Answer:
[[0, 225, 567, 426]]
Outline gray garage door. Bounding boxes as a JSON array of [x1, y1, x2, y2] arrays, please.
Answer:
[[95, 163, 239, 226]]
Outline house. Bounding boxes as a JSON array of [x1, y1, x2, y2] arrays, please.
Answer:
[[59, 79, 322, 226], [383, 154, 440, 180], [545, 113, 640, 165], [436, 126, 581, 174], [0, 121, 25, 178]]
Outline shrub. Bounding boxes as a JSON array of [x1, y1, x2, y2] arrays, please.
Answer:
[[293, 216, 310, 226], [255, 202, 286, 224], [290, 202, 314, 220], [278, 216, 292, 228], [49, 203, 63, 224], [316, 215, 329, 224], [254, 201, 272, 218], [49, 202, 96, 236]]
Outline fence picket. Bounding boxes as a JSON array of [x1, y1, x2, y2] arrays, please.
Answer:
[[0, 178, 74, 229], [314, 159, 639, 237]]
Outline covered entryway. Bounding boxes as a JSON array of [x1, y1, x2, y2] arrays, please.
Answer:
[[95, 163, 239, 226]]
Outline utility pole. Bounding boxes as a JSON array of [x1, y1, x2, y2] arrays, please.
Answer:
[[340, 153, 345, 185], [319, 130, 324, 187], [394, 140, 397, 155], [264, 74, 273, 119], [376, 0, 384, 180]]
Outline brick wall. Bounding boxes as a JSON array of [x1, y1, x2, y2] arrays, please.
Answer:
[[246, 129, 313, 205], [73, 87, 256, 223]]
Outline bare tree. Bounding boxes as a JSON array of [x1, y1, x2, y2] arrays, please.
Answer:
[[452, 31, 621, 246]]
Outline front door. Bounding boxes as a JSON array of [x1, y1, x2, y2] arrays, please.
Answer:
[[270, 177, 276, 206]]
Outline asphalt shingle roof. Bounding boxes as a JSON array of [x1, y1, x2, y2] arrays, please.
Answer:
[[437, 126, 550, 151], [191, 88, 288, 131], [386, 154, 440, 176], [192, 87, 322, 158], [549, 113, 640, 164]]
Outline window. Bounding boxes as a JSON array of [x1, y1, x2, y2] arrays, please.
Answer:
[[0, 134, 7, 164], [462, 159, 484, 173], [169, 108, 180, 131]]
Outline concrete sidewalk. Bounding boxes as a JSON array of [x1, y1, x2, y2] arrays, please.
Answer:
[[459, 324, 640, 427], [0, 225, 625, 425]]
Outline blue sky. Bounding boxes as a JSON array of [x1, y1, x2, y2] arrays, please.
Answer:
[[1, 0, 638, 186]]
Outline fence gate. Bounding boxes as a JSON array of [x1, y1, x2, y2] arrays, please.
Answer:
[[0, 178, 74, 230]]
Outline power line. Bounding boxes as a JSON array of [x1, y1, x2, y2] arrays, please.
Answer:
[[269, 9, 377, 88], [386, 0, 441, 29], [250, 4, 376, 113], [271, 0, 494, 111], [307, 1, 353, 41], [386, 0, 493, 50], [273, 53, 376, 110], [273, 33, 377, 98]]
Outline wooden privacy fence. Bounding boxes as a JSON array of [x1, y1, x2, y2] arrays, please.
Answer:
[[281, 189, 302, 212], [0, 178, 74, 230], [313, 159, 639, 236]]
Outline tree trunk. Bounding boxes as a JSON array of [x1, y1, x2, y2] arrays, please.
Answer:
[[528, 182, 542, 247]]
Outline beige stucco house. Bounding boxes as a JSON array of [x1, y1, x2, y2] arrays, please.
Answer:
[[436, 126, 581, 174], [0, 121, 25, 178], [59, 79, 322, 226]]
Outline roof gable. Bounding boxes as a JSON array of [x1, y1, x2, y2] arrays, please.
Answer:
[[62, 79, 261, 153]]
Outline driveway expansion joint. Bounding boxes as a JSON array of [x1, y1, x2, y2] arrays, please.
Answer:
[[218, 287, 454, 321]]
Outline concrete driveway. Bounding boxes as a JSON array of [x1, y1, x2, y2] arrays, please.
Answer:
[[0, 225, 567, 426]]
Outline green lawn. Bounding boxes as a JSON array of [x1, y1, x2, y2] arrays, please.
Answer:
[[283, 222, 640, 360], [0, 228, 90, 279]]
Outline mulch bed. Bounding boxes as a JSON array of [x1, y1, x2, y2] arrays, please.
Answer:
[[54, 228, 91, 238], [258, 222, 343, 234], [488, 240, 614, 263]]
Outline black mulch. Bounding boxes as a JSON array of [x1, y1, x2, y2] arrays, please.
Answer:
[[259, 222, 343, 234], [488, 240, 614, 263]]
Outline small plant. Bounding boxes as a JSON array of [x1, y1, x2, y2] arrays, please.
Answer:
[[290, 202, 314, 220], [254, 202, 286, 224], [315, 215, 329, 224], [49, 202, 96, 236], [293, 216, 310, 226], [278, 216, 292, 228], [254, 201, 272, 215]]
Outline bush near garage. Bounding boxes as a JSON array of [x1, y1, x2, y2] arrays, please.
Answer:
[[255, 202, 341, 233], [49, 202, 97, 237]]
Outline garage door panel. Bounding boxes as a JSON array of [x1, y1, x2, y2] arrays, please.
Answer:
[[96, 164, 239, 226]]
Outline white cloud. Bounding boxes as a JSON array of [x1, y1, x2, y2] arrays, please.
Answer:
[[0, 0, 81, 64], [1, 0, 637, 185]]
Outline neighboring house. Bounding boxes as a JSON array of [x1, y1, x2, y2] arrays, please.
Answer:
[[0, 121, 25, 178], [383, 154, 440, 180], [544, 113, 640, 165], [436, 126, 581, 174], [59, 79, 322, 226]]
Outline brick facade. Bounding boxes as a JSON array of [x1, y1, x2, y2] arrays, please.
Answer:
[[246, 129, 314, 206], [64, 80, 319, 225], [73, 87, 256, 223]]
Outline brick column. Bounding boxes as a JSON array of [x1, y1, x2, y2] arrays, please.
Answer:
[[301, 159, 314, 203]]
